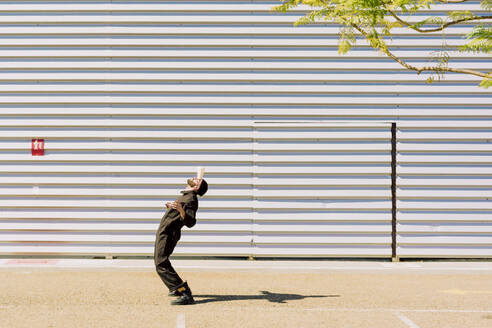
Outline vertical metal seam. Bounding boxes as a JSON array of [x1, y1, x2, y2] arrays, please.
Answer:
[[391, 122, 397, 260], [251, 123, 257, 260]]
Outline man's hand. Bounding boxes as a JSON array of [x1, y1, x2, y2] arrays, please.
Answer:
[[170, 201, 185, 219]]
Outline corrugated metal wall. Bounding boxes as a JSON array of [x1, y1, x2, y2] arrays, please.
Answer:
[[0, 117, 255, 257], [253, 122, 393, 257], [0, 0, 490, 258], [397, 122, 492, 258]]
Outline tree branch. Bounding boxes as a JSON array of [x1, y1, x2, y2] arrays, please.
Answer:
[[387, 10, 492, 33], [350, 23, 490, 79]]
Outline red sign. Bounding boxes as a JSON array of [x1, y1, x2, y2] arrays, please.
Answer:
[[31, 139, 45, 156]]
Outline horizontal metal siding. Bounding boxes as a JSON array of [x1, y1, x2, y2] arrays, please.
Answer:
[[397, 123, 492, 258], [0, 0, 490, 258], [253, 123, 393, 257], [0, 118, 254, 257]]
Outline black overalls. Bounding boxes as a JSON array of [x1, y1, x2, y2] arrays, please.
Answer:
[[154, 190, 198, 292]]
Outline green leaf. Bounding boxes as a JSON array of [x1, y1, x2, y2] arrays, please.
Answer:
[[338, 40, 352, 54], [479, 78, 492, 88], [448, 10, 475, 21], [479, 71, 492, 88], [481, 0, 492, 11], [460, 24, 492, 53], [412, 16, 443, 29]]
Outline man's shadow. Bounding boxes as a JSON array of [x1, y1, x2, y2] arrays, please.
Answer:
[[194, 290, 339, 304]]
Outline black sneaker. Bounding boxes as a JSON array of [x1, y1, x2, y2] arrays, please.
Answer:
[[171, 293, 195, 305], [168, 289, 182, 297]]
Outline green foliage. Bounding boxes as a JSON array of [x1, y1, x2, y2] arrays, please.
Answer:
[[482, 0, 492, 11], [338, 26, 356, 54], [460, 24, 492, 53], [480, 76, 492, 88], [448, 10, 475, 21], [430, 48, 451, 81], [411, 16, 444, 30], [273, 0, 492, 88]]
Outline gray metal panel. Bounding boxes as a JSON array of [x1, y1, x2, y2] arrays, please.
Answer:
[[0, 118, 254, 257], [397, 125, 492, 258], [253, 122, 393, 257]]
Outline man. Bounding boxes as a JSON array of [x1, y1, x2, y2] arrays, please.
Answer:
[[154, 176, 208, 305]]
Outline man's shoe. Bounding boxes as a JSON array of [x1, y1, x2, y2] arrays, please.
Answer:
[[170, 282, 194, 305], [169, 282, 187, 297], [168, 289, 182, 297], [170, 293, 195, 305]]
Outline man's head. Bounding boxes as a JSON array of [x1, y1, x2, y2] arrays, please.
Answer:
[[187, 177, 208, 197]]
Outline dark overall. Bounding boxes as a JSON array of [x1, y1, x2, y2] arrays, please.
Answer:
[[154, 190, 198, 292]]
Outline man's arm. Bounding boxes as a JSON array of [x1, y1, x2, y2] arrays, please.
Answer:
[[172, 201, 197, 228]]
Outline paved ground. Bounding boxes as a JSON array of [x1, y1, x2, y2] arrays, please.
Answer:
[[1, 259, 492, 328]]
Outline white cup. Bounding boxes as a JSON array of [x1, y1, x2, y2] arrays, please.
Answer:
[[196, 166, 205, 179]]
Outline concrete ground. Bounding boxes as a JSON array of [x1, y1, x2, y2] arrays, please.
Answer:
[[1, 259, 492, 328]]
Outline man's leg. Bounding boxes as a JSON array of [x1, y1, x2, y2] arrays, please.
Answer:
[[154, 233, 184, 291], [155, 256, 184, 290], [154, 230, 194, 305], [154, 255, 194, 305]]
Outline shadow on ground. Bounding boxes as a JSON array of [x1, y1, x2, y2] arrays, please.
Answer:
[[194, 290, 339, 304]]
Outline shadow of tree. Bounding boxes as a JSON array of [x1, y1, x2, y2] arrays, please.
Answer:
[[194, 290, 339, 304]]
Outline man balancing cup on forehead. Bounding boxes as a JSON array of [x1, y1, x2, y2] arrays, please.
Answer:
[[154, 167, 208, 305]]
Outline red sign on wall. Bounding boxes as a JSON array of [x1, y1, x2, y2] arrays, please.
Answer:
[[31, 139, 45, 156]]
